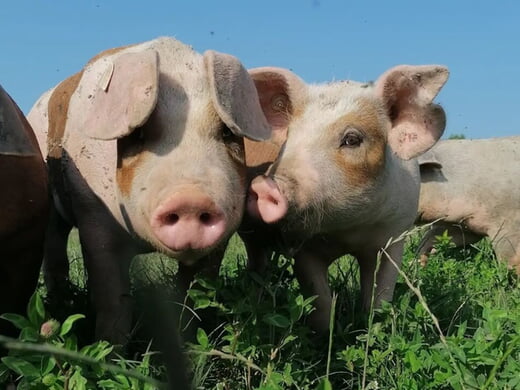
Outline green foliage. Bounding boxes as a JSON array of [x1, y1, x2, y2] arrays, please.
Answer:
[[0, 292, 165, 389], [184, 233, 520, 389], [4, 231, 520, 389], [186, 255, 320, 389]]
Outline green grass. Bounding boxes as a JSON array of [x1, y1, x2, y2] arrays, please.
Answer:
[[2, 228, 520, 389]]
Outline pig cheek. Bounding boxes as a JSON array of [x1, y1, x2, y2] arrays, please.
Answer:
[[333, 143, 386, 191], [273, 160, 322, 231], [280, 150, 321, 210], [116, 148, 154, 240], [116, 148, 145, 199]]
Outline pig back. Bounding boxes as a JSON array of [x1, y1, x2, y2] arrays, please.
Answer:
[[0, 85, 48, 240], [418, 137, 520, 234]]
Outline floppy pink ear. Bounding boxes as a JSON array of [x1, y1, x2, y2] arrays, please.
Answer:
[[70, 50, 159, 140], [204, 50, 271, 141], [375, 65, 449, 160]]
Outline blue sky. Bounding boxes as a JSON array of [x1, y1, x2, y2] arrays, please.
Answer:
[[1, 0, 519, 139]]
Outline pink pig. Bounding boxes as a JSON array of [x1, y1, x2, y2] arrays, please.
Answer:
[[246, 65, 449, 332], [27, 37, 271, 344]]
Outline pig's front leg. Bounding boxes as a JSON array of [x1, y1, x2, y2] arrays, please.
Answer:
[[176, 243, 227, 295], [0, 231, 45, 338], [176, 243, 227, 334], [43, 203, 73, 299], [77, 216, 138, 346], [241, 232, 270, 274], [357, 240, 404, 313], [293, 241, 342, 333]]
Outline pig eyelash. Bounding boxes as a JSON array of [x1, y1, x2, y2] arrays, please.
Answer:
[[340, 129, 363, 148]]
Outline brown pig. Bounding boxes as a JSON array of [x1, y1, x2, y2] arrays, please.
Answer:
[[0, 85, 48, 336], [246, 65, 449, 332], [27, 37, 271, 344], [417, 137, 520, 273]]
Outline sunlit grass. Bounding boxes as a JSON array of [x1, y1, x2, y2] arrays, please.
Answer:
[[8, 227, 520, 389]]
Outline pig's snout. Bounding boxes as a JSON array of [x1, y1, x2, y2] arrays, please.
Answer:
[[151, 192, 226, 252], [247, 176, 288, 223]]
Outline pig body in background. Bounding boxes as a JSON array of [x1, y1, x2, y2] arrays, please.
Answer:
[[27, 37, 271, 344], [0, 85, 48, 336], [247, 65, 449, 332], [417, 137, 520, 273]]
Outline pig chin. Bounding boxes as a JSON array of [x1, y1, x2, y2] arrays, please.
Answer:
[[281, 205, 324, 237], [169, 247, 215, 265], [146, 220, 230, 265]]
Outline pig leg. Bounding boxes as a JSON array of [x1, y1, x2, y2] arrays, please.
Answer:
[[77, 216, 137, 345], [43, 204, 73, 297], [490, 223, 520, 272], [240, 232, 270, 274], [177, 244, 226, 294], [176, 243, 227, 332], [0, 237, 44, 337], [357, 241, 403, 312], [418, 223, 482, 266], [293, 242, 342, 333]]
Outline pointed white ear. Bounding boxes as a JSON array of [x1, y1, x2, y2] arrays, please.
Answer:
[[70, 49, 160, 140], [204, 50, 271, 141], [375, 65, 449, 160]]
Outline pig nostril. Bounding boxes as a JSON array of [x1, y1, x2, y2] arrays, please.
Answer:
[[163, 213, 179, 225], [199, 212, 212, 225]]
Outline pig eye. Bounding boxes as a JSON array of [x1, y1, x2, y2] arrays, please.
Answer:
[[340, 130, 363, 148], [221, 126, 235, 142]]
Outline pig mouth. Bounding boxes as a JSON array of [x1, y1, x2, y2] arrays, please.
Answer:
[[170, 246, 215, 265], [247, 174, 326, 238]]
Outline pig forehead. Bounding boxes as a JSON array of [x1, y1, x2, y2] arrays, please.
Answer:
[[144, 104, 217, 156], [307, 80, 376, 112], [107, 37, 207, 93], [298, 82, 384, 131]]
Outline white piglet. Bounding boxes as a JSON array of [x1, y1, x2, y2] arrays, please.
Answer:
[[247, 65, 449, 331]]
